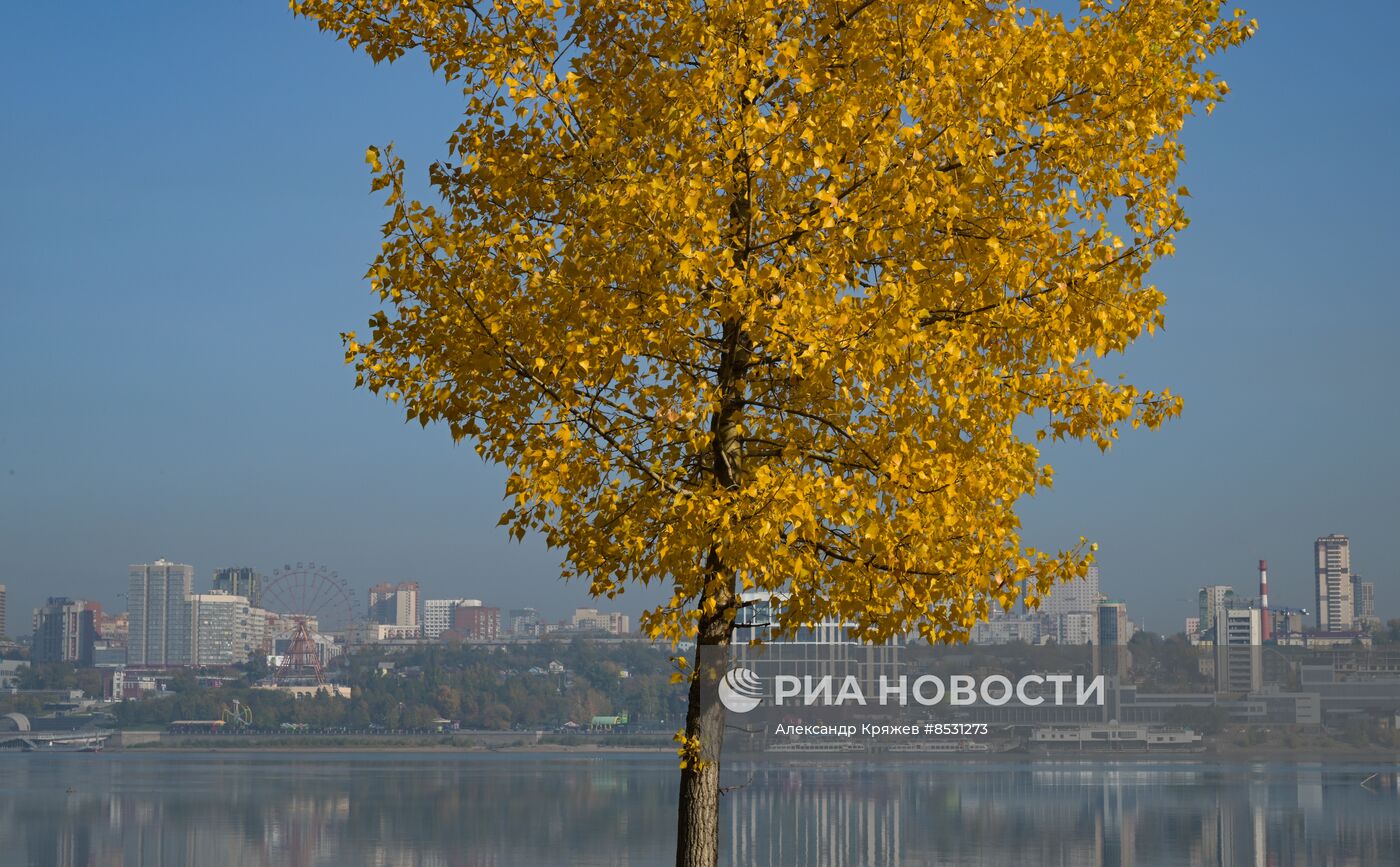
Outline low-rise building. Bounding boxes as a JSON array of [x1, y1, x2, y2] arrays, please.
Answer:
[[1225, 688, 1321, 726], [1274, 631, 1370, 649], [570, 608, 631, 635], [92, 639, 127, 668], [357, 623, 424, 642], [1031, 723, 1202, 750], [1184, 616, 1200, 641], [1059, 612, 1096, 646], [971, 616, 1041, 645], [0, 659, 29, 690], [111, 669, 175, 701]]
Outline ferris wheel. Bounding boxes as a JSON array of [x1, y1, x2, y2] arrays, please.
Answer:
[[262, 562, 358, 685]]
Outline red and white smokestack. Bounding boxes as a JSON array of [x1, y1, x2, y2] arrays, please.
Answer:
[[1259, 559, 1271, 642]]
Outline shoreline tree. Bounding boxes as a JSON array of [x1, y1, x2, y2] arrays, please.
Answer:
[[290, 1, 1252, 864]]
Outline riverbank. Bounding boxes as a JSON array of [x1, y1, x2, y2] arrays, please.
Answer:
[[114, 731, 678, 752], [120, 743, 677, 753], [107, 738, 1399, 762]]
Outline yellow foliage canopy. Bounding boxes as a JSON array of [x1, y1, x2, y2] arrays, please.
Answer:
[[294, 0, 1253, 644]]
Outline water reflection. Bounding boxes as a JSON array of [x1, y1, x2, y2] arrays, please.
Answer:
[[723, 761, 1400, 866], [0, 753, 676, 867], [0, 754, 1396, 866]]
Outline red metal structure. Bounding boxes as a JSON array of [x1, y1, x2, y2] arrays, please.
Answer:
[[262, 562, 357, 686]]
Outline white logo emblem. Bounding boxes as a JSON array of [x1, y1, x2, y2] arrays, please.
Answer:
[[718, 668, 765, 713]]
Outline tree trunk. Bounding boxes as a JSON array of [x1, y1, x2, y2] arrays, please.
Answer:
[[674, 600, 731, 867], [675, 315, 745, 866], [677, 124, 751, 866]]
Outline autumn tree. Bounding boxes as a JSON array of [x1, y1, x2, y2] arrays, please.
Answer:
[[290, 1, 1252, 863]]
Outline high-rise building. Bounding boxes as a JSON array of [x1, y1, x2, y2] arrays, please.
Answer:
[[31, 598, 100, 665], [1353, 575, 1376, 628], [187, 592, 269, 666], [732, 591, 902, 702], [508, 607, 540, 636], [212, 567, 264, 608], [0, 584, 6, 638], [423, 598, 481, 640], [1314, 534, 1354, 631], [451, 605, 501, 641], [368, 582, 420, 628], [129, 559, 195, 666], [1197, 585, 1235, 639], [1096, 601, 1129, 647], [1035, 565, 1102, 618], [1092, 600, 1132, 687], [1218, 605, 1260, 646], [1215, 606, 1262, 692]]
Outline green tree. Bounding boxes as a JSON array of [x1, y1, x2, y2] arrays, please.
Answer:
[[239, 651, 271, 684], [291, 3, 1251, 861], [18, 662, 77, 691], [167, 670, 199, 694]]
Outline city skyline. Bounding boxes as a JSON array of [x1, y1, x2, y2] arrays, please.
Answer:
[[2, 3, 1398, 639], [6, 532, 1390, 646], [4, 524, 1388, 639]]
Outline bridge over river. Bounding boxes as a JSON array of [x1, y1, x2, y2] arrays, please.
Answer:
[[0, 713, 112, 751]]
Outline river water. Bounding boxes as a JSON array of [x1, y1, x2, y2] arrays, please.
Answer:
[[1, 752, 1396, 865]]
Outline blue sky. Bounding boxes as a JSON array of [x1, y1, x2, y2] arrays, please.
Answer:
[[1, 2, 1396, 633]]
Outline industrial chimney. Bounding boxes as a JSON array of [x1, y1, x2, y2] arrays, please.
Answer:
[[1259, 559, 1271, 642]]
